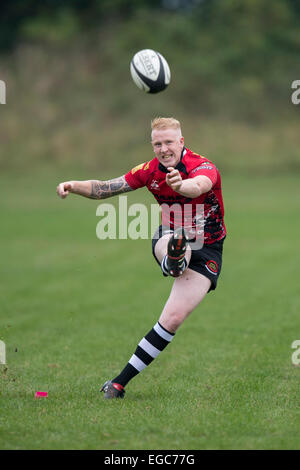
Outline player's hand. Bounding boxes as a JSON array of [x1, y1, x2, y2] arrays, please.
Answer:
[[56, 181, 74, 199], [166, 167, 183, 192]]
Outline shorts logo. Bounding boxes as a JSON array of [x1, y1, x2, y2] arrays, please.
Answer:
[[205, 260, 218, 274]]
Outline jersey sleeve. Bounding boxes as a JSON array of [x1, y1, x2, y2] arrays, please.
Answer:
[[124, 162, 150, 190], [188, 161, 218, 186]]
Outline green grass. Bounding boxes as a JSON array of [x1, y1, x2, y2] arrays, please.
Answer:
[[0, 171, 300, 450]]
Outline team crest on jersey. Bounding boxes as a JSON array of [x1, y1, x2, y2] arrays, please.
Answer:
[[150, 179, 160, 191], [205, 260, 218, 274]]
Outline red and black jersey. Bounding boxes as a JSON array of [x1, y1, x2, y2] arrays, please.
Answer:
[[125, 147, 226, 244]]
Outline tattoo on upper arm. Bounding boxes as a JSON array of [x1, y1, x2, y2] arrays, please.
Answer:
[[90, 176, 133, 199]]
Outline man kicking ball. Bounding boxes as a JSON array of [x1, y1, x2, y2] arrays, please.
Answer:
[[56, 117, 226, 399]]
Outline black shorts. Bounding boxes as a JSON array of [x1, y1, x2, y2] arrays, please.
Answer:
[[152, 225, 225, 292]]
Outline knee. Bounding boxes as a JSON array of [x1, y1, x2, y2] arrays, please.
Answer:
[[168, 313, 184, 332], [160, 305, 192, 332]]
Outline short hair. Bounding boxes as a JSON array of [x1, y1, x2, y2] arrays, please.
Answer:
[[151, 117, 182, 133]]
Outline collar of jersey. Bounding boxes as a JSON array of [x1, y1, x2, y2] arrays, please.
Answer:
[[158, 148, 188, 175]]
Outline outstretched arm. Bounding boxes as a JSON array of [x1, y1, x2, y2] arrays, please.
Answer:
[[166, 168, 212, 198], [56, 175, 133, 200]]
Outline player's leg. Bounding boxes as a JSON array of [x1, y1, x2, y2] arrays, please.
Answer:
[[158, 268, 211, 333], [101, 269, 211, 399], [101, 318, 177, 399], [154, 233, 172, 262], [155, 228, 192, 277], [100, 231, 223, 399]]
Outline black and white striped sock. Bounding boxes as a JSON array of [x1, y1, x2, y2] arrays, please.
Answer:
[[112, 322, 175, 387], [161, 255, 170, 276]]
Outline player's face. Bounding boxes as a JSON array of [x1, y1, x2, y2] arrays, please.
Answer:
[[151, 128, 184, 168]]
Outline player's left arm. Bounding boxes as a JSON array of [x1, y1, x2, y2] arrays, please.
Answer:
[[166, 168, 212, 198]]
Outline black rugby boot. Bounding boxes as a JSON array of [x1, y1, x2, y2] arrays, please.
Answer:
[[100, 380, 125, 399], [167, 227, 188, 277]]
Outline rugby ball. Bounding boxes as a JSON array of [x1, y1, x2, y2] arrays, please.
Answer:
[[130, 49, 171, 94]]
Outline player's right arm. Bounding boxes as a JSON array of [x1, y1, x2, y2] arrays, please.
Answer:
[[56, 176, 133, 200]]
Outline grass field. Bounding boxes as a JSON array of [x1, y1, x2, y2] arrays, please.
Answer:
[[0, 171, 300, 450]]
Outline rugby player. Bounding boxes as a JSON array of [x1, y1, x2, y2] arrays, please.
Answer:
[[56, 117, 226, 399]]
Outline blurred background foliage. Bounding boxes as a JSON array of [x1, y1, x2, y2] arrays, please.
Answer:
[[0, 0, 299, 175]]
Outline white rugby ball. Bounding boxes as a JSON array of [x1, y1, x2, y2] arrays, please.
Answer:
[[130, 49, 171, 94]]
